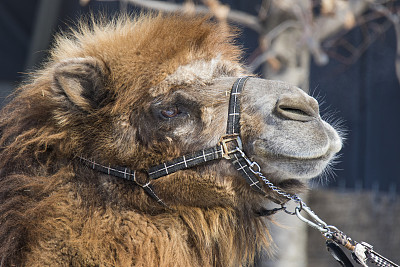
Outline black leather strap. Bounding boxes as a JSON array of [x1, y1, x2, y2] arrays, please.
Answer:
[[79, 76, 269, 205], [78, 157, 167, 206], [226, 76, 249, 135], [326, 241, 354, 267], [229, 150, 266, 195], [79, 157, 136, 181], [148, 145, 223, 179], [224, 76, 266, 195]]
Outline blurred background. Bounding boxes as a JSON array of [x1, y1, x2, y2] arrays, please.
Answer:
[[1, 0, 399, 266]]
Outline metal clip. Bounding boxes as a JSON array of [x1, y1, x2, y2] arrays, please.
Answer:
[[218, 134, 242, 159], [295, 206, 329, 234], [234, 146, 262, 174], [248, 160, 261, 174]]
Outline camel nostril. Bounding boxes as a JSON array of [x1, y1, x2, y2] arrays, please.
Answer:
[[279, 106, 311, 117], [276, 95, 319, 122]]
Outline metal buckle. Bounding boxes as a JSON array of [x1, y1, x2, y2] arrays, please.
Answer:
[[218, 134, 243, 159]]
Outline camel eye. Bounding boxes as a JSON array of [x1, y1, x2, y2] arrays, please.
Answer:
[[161, 107, 180, 118]]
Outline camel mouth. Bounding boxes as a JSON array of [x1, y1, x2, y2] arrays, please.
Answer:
[[250, 119, 343, 174], [250, 138, 340, 180], [256, 156, 333, 181], [253, 139, 334, 161]]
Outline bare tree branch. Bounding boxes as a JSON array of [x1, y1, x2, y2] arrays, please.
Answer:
[[369, 1, 400, 84], [314, 1, 369, 42], [248, 50, 277, 72], [324, 17, 393, 64], [96, 0, 400, 86], [261, 20, 300, 50], [100, 0, 263, 32]]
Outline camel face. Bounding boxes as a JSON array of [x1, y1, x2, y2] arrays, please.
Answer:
[[139, 73, 342, 187], [47, 20, 342, 204], [48, 52, 342, 208]]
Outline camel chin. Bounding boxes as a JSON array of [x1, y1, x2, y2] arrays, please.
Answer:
[[251, 123, 342, 181]]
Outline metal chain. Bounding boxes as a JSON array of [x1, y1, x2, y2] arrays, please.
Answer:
[[236, 147, 305, 206], [235, 147, 399, 267]]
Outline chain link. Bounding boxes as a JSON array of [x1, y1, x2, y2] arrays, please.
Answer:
[[236, 147, 305, 206], [235, 147, 399, 267]]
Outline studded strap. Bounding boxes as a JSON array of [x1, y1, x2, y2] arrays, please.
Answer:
[[148, 145, 223, 179], [226, 76, 249, 135], [78, 76, 268, 205], [229, 150, 266, 195], [78, 157, 167, 206]]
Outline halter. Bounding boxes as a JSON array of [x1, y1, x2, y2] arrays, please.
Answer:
[[78, 77, 399, 267], [79, 76, 269, 206]]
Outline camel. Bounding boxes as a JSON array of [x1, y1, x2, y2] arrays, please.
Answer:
[[0, 14, 342, 266]]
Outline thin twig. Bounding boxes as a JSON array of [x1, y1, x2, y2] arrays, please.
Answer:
[[98, 0, 263, 32], [261, 20, 300, 50], [248, 50, 277, 72], [314, 1, 369, 41]]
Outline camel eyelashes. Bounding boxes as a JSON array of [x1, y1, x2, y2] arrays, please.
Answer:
[[155, 94, 197, 121], [160, 106, 181, 118]]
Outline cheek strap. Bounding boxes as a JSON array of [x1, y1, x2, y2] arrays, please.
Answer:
[[79, 76, 268, 206]]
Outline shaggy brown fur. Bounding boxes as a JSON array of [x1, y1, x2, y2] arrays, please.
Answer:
[[0, 13, 341, 267], [0, 14, 273, 267]]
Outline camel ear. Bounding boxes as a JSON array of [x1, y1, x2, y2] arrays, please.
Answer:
[[52, 57, 109, 111]]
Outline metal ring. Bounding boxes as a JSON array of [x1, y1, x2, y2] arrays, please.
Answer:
[[134, 170, 152, 187], [282, 204, 296, 215]]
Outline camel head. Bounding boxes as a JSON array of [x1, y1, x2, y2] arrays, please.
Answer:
[[0, 13, 346, 267], [9, 14, 342, 210]]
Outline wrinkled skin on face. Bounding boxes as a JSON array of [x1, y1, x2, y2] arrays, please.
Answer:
[[46, 57, 342, 207], [233, 78, 341, 181], [142, 77, 342, 188]]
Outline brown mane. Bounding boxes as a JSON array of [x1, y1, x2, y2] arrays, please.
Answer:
[[0, 14, 273, 266]]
